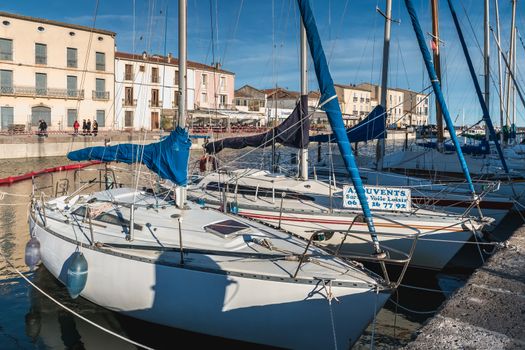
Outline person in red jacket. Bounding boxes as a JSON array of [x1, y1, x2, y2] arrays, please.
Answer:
[[73, 120, 80, 135]]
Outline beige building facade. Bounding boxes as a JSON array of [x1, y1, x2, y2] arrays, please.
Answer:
[[0, 12, 115, 132], [194, 64, 235, 111], [334, 84, 371, 126]]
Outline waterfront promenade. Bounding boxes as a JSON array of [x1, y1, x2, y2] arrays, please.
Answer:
[[0, 128, 415, 159]]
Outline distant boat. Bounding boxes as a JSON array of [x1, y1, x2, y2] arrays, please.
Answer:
[[26, 1, 391, 349]]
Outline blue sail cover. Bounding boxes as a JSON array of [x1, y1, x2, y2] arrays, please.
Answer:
[[67, 127, 191, 186], [310, 105, 386, 143], [404, 0, 476, 195], [204, 95, 309, 154], [298, 0, 380, 248], [446, 0, 509, 174], [419, 139, 490, 155]]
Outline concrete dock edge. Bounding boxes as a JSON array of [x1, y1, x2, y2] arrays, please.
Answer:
[[403, 225, 525, 349]]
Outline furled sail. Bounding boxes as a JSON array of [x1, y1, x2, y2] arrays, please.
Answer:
[[446, 0, 509, 173], [204, 95, 309, 154], [404, 0, 476, 196], [298, 0, 381, 251], [309, 105, 386, 143], [67, 127, 191, 186]]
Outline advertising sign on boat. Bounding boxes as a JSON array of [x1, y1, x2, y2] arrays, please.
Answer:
[[343, 185, 411, 212]]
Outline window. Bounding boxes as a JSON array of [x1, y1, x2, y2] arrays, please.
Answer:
[[67, 109, 77, 127], [151, 67, 159, 83], [124, 87, 134, 106], [200, 92, 207, 104], [219, 76, 226, 91], [125, 111, 133, 127], [67, 75, 77, 97], [1, 107, 14, 130], [35, 73, 47, 95], [0, 70, 13, 94], [37, 26, 45, 32], [201, 74, 207, 87], [139, 65, 145, 72], [0, 38, 13, 60], [235, 99, 240, 106], [35, 43, 47, 64], [67, 48, 77, 68], [94, 78, 106, 99], [95, 52, 105, 71], [219, 94, 227, 107], [174, 70, 179, 85], [151, 89, 159, 107], [96, 110, 105, 127], [124, 64, 133, 80]]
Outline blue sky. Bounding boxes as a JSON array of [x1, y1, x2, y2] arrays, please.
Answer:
[[3, 0, 524, 126]]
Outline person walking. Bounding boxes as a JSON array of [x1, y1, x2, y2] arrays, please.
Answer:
[[92, 120, 98, 137], [82, 119, 87, 135], [41, 119, 48, 137], [86, 119, 92, 135], [73, 120, 80, 135]]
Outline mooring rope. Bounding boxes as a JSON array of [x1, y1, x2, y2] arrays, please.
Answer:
[[0, 250, 155, 350]]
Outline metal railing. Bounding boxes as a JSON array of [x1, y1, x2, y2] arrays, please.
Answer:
[[92, 90, 110, 100], [123, 98, 137, 107], [0, 85, 84, 99]]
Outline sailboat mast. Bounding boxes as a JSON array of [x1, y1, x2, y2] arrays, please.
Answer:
[[376, 0, 392, 171], [177, 0, 187, 207], [299, 18, 309, 180], [431, 0, 444, 145], [505, 0, 516, 136], [512, 26, 517, 133], [484, 0, 490, 141], [494, 0, 505, 145]]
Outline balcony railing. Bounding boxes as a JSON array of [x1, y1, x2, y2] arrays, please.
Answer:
[[0, 85, 84, 99], [92, 90, 110, 101], [151, 76, 160, 83], [67, 60, 78, 68], [149, 100, 162, 108], [123, 98, 137, 107], [96, 63, 105, 71], [124, 73, 133, 81]]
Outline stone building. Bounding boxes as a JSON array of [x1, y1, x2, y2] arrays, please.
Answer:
[[0, 11, 115, 132]]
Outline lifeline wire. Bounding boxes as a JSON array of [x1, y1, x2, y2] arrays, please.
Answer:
[[0, 251, 155, 350]]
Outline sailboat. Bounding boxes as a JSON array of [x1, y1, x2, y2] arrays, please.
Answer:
[[189, 0, 492, 271], [25, 1, 392, 349], [380, 0, 525, 209], [312, 0, 516, 225]]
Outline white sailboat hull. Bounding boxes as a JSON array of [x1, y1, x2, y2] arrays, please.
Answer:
[[238, 207, 473, 271], [30, 214, 389, 350]]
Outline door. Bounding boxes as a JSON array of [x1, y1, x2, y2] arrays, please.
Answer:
[[151, 112, 159, 130], [0, 107, 14, 130], [32, 106, 51, 126], [35, 73, 47, 95]]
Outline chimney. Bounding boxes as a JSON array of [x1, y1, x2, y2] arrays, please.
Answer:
[[142, 51, 147, 60], [215, 62, 221, 70], [168, 52, 172, 63]]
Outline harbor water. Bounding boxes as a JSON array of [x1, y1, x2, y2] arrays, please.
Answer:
[[0, 146, 521, 349]]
